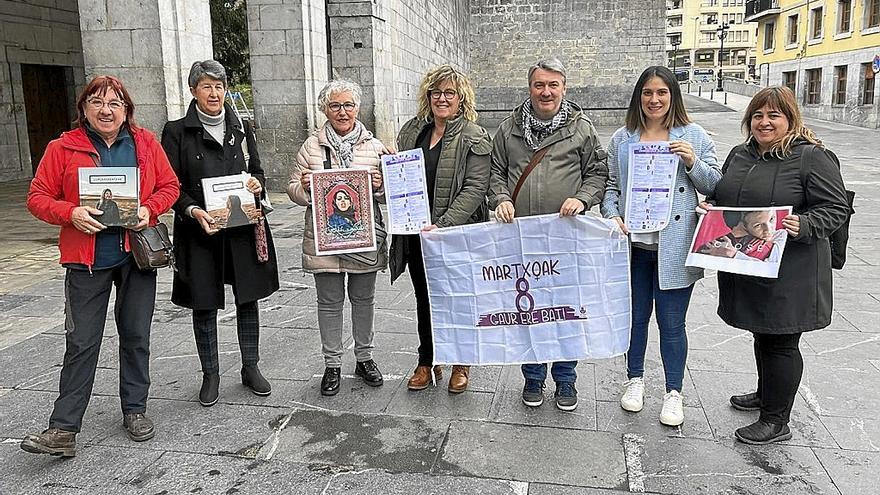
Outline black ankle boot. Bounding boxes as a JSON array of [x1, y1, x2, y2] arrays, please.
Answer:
[[730, 392, 761, 411], [199, 373, 220, 407], [355, 360, 383, 387], [241, 365, 271, 396], [321, 367, 341, 396], [735, 419, 792, 445]]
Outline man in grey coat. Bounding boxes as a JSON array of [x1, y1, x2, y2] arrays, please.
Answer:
[[489, 58, 609, 412]]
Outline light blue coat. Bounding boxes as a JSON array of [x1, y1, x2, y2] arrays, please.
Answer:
[[601, 123, 721, 290]]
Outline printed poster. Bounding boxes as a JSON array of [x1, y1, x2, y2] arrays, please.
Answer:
[[421, 213, 632, 365], [686, 206, 793, 278], [381, 148, 431, 234], [624, 142, 679, 233], [310, 168, 376, 255], [78, 167, 139, 228], [201, 173, 262, 229]]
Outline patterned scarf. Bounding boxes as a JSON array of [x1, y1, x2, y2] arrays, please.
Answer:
[[519, 98, 572, 151], [324, 120, 364, 168]]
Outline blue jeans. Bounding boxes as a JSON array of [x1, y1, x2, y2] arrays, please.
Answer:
[[522, 361, 577, 384], [627, 247, 694, 393]]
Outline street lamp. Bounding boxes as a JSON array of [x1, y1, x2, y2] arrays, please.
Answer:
[[671, 39, 681, 80], [717, 21, 731, 91]]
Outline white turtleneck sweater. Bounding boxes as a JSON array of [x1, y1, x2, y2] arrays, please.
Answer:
[[196, 105, 226, 145]]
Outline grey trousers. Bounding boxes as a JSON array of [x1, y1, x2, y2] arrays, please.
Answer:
[[314, 272, 377, 367]]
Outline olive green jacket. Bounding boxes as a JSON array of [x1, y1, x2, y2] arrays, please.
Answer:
[[389, 115, 492, 283], [489, 101, 609, 216]]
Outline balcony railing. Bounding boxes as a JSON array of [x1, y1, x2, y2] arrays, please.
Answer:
[[745, 0, 780, 22]]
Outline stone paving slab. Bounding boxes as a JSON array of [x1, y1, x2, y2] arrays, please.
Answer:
[[636, 436, 839, 494], [435, 420, 628, 489], [812, 448, 880, 495], [0, 444, 164, 495], [128, 451, 331, 495], [267, 409, 449, 473]]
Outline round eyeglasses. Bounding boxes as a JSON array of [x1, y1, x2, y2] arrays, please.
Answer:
[[87, 98, 126, 112]]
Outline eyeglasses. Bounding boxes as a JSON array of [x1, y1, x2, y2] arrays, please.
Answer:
[[328, 102, 357, 112], [87, 98, 126, 112], [430, 89, 458, 100]]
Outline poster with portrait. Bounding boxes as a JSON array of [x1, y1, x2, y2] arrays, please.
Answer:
[[201, 173, 262, 229], [78, 167, 140, 228], [685, 206, 793, 278], [624, 142, 679, 233], [310, 168, 376, 255]]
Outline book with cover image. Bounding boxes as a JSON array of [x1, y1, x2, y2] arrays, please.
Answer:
[[201, 173, 262, 229], [78, 167, 140, 228]]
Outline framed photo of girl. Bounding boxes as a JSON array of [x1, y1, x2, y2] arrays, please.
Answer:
[[686, 206, 792, 278], [310, 168, 377, 255]]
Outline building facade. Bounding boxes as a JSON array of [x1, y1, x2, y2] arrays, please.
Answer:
[[667, 0, 758, 83], [747, 0, 880, 128], [1, 0, 665, 187]]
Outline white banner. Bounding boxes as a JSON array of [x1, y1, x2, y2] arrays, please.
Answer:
[[421, 214, 632, 365]]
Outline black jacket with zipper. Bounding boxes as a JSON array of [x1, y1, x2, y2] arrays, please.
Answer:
[[711, 139, 849, 334]]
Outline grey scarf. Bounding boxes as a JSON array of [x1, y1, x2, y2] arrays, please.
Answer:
[[519, 98, 572, 151], [324, 120, 364, 168]]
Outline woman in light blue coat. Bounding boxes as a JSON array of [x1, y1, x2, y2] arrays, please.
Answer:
[[601, 66, 721, 426]]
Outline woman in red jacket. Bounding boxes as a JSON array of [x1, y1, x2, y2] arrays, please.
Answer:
[[21, 75, 179, 457]]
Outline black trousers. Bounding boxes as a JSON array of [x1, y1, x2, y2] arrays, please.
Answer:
[[50, 260, 157, 432], [753, 332, 803, 425], [405, 235, 433, 367]]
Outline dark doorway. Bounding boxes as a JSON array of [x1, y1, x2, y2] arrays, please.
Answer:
[[21, 64, 71, 174]]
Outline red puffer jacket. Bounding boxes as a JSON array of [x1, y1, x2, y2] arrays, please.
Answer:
[[27, 126, 180, 268]]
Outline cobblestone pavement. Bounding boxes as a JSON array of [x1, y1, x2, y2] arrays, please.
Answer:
[[1, 96, 878, 494]]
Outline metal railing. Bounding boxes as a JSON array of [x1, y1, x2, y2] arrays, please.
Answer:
[[745, 0, 780, 20]]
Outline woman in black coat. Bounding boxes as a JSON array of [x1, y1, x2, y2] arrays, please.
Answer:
[[709, 86, 849, 444], [161, 60, 279, 407]]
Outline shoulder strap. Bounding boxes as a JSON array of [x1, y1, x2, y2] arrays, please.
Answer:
[[323, 146, 332, 169], [239, 119, 251, 172], [799, 145, 814, 188], [511, 147, 550, 204]]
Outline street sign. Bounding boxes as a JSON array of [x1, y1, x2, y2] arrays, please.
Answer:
[[873, 55, 880, 74]]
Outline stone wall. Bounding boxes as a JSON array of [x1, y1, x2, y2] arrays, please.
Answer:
[[767, 49, 880, 129], [468, 0, 666, 127], [247, 0, 329, 188], [0, 0, 84, 181], [722, 78, 762, 97], [388, 0, 470, 133], [77, 0, 213, 132]]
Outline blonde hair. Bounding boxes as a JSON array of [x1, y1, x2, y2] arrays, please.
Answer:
[[416, 65, 478, 122], [742, 86, 822, 157]]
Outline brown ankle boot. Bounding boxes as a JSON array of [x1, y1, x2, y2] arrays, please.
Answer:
[[20, 428, 76, 457], [433, 365, 443, 381], [448, 365, 470, 394], [408, 366, 432, 390]]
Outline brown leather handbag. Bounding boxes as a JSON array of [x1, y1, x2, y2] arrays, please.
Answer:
[[130, 223, 176, 271]]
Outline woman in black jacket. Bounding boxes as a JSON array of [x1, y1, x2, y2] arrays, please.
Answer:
[[709, 86, 849, 444], [161, 60, 279, 407]]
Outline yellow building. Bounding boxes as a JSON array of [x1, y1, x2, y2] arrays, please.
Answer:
[[747, 0, 880, 127], [667, 0, 758, 82]]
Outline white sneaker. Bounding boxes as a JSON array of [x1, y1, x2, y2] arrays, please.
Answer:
[[620, 377, 645, 412], [660, 390, 684, 426]]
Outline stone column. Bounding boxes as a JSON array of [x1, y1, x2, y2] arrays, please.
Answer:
[[77, 0, 213, 133], [326, 0, 394, 145], [247, 0, 328, 190]]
